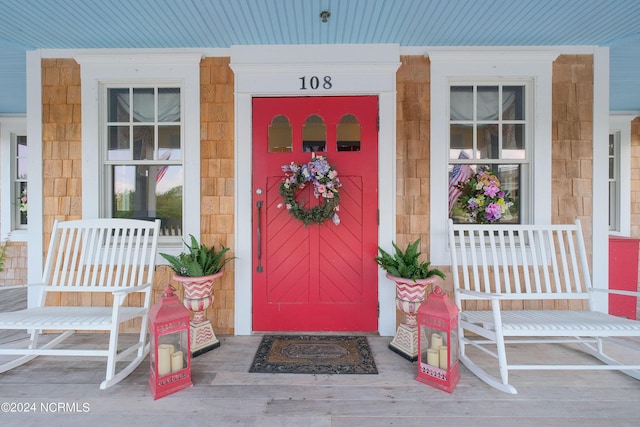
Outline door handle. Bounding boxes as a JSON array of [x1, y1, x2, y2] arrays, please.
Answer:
[[256, 200, 263, 273]]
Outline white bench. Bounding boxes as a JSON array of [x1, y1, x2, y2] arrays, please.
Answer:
[[0, 218, 160, 389], [448, 219, 640, 394]]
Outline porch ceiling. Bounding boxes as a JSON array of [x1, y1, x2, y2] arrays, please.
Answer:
[[0, 0, 640, 112]]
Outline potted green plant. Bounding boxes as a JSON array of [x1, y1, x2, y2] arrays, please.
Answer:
[[160, 235, 235, 356], [374, 238, 445, 282], [160, 235, 235, 277], [375, 238, 445, 361]]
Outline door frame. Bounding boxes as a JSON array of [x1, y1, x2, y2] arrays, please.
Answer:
[[230, 44, 401, 335]]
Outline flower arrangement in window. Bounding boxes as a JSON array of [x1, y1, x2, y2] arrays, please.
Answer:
[[278, 154, 342, 226], [18, 187, 27, 213], [454, 168, 515, 223]]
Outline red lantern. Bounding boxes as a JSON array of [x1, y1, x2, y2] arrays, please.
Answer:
[[416, 285, 460, 393], [149, 285, 192, 399]]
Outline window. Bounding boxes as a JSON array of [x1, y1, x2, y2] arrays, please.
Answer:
[[448, 84, 529, 224], [428, 49, 556, 265], [267, 113, 362, 153], [337, 114, 361, 152], [1, 116, 28, 240], [609, 131, 620, 231], [268, 115, 292, 152], [14, 134, 27, 229], [104, 86, 183, 237], [77, 52, 201, 252], [607, 114, 633, 236], [302, 114, 326, 152]]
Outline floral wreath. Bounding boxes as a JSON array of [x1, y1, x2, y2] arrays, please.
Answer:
[[455, 168, 515, 224], [278, 154, 342, 225]]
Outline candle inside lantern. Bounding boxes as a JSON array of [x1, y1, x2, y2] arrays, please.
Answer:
[[426, 348, 439, 367], [158, 344, 173, 376], [431, 333, 443, 350], [171, 350, 184, 372], [439, 346, 448, 370]]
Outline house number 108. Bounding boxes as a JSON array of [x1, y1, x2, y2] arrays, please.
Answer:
[[299, 76, 333, 90]]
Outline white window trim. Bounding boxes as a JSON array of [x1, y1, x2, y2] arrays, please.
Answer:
[[75, 53, 202, 258], [609, 114, 637, 237], [0, 115, 28, 242], [429, 48, 558, 266], [230, 44, 400, 336]]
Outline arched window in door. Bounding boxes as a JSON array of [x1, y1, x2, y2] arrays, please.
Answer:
[[268, 115, 292, 152], [337, 114, 361, 152], [302, 114, 326, 152]]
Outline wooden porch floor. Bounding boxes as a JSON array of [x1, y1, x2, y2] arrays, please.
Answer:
[[1, 288, 640, 426]]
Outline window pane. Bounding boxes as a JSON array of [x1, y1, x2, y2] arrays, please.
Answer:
[[16, 135, 27, 156], [268, 115, 292, 152], [450, 124, 473, 159], [609, 133, 615, 156], [133, 88, 154, 122], [17, 181, 27, 226], [302, 114, 326, 152], [337, 114, 361, 152], [477, 86, 499, 120], [16, 158, 28, 179], [108, 88, 129, 122], [609, 158, 615, 179], [158, 88, 180, 122], [449, 164, 519, 224], [609, 181, 617, 229], [476, 124, 499, 159], [111, 165, 183, 231], [503, 86, 524, 120], [450, 86, 473, 120], [158, 125, 181, 160], [16, 135, 27, 179], [502, 124, 525, 159], [132, 126, 155, 160], [107, 126, 130, 160]]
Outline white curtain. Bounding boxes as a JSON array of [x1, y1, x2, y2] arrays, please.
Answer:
[[450, 89, 515, 121], [116, 90, 180, 122]]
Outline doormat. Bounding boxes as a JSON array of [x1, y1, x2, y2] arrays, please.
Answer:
[[249, 335, 378, 374]]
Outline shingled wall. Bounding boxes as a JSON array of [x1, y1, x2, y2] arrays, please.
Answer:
[[22, 52, 597, 333]]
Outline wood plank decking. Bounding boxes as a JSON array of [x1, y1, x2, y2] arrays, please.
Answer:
[[1, 287, 640, 426]]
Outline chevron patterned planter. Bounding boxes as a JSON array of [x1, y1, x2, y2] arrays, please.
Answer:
[[386, 273, 438, 361], [172, 272, 223, 356]]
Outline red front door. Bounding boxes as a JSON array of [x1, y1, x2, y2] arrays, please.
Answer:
[[252, 96, 379, 331]]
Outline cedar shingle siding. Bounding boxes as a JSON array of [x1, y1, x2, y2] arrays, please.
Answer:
[[7, 53, 595, 334]]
